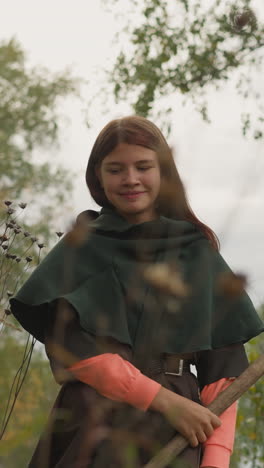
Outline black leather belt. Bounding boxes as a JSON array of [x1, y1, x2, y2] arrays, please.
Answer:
[[143, 354, 193, 377]]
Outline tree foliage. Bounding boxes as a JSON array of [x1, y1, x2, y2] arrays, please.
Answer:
[[0, 38, 78, 456], [0, 201, 62, 331], [0, 37, 79, 326], [0, 333, 58, 468], [103, 0, 264, 137], [231, 305, 264, 468], [0, 203, 63, 462], [0, 38, 79, 224]]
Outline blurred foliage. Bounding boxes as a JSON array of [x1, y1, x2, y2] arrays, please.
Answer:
[[0, 38, 78, 465], [0, 202, 64, 345], [0, 205, 61, 467], [102, 0, 264, 138], [0, 38, 79, 231], [0, 36, 78, 329], [0, 333, 58, 468], [231, 304, 264, 468]]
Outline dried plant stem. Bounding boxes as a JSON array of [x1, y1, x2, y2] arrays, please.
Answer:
[[0, 334, 36, 439], [0, 317, 22, 332]]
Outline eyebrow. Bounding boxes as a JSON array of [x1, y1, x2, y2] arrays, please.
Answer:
[[104, 159, 155, 166]]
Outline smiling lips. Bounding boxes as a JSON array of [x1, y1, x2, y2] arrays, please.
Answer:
[[120, 192, 146, 200]]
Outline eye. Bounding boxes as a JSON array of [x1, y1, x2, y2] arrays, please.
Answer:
[[107, 168, 121, 174], [137, 166, 152, 171]]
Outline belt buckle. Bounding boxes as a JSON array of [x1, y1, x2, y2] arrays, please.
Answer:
[[164, 358, 184, 377]]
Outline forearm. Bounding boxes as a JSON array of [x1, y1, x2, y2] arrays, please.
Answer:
[[68, 353, 161, 410], [200, 378, 237, 468]]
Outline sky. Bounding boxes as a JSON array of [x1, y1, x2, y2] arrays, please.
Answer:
[[1, 0, 264, 308]]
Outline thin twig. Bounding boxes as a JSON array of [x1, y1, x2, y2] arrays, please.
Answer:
[[0, 318, 22, 332]]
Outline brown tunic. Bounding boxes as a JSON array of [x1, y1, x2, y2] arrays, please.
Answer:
[[28, 305, 248, 468]]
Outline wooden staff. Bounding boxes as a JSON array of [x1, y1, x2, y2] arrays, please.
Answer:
[[144, 354, 264, 468]]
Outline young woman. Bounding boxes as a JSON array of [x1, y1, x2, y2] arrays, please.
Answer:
[[11, 116, 264, 468]]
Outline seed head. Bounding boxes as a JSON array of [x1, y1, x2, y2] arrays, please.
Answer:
[[6, 253, 17, 260], [230, 8, 257, 32], [4, 200, 12, 206], [25, 256, 33, 263], [7, 208, 15, 215], [218, 272, 247, 297], [18, 202, 27, 209], [144, 263, 190, 298], [64, 221, 91, 247]]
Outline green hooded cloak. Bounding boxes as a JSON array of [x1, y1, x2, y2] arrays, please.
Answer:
[[10, 208, 264, 356]]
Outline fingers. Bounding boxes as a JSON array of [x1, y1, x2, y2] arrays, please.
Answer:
[[186, 414, 221, 447], [187, 431, 206, 447], [192, 418, 221, 446], [188, 428, 211, 447], [203, 423, 214, 438], [187, 425, 212, 447], [211, 413, 222, 428], [163, 393, 222, 447], [188, 432, 199, 447], [196, 430, 207, 444], [182, 424, 210, 447], [202, 412, 221, 436]]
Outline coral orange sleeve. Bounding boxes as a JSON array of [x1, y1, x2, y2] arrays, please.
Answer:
[[68, 353, 161, 411], [200, 378, 237, 468]]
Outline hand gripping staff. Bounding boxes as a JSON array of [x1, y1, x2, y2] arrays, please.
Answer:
[[144, 354, 264, 468]]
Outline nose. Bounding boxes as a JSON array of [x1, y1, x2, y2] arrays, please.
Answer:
[[122, 168, 139, 185]]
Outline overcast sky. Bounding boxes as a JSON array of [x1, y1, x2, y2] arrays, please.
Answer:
[[1, 0, 264, 308]]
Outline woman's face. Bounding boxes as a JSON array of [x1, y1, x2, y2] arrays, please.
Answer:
[[97, 142, 161, 224]]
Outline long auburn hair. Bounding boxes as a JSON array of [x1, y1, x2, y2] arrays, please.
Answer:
[[86, 115, 219, 251]]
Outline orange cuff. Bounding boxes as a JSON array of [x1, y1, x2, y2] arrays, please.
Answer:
[[200, 444, 231, 468], [201, 378, 237, 452], [69, 353, 161, 411], [124, 370, 161, 410], [200, 378, 237, 468]]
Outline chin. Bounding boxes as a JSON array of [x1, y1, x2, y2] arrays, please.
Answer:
[[122, 206, 146, 214]]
